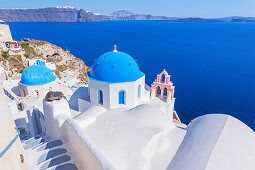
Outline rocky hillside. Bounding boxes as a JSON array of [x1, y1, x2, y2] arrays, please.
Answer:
[[29, 40, 90, 81], [0, 39, 89, 81]]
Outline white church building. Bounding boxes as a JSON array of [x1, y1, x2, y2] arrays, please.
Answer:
[[87, 45, 146, 109]]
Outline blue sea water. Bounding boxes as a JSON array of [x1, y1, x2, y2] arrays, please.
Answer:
[[7, 21, 255, 130]]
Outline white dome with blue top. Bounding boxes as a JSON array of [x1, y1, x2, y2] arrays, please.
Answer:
[[20, 64, 56, 86], [89, 49, 144, 83]]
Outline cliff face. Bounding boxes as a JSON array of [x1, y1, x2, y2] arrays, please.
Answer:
[[0, 7, 171, 22], [2, 7, 242, 23], [77, 9, 108, 22], [0, 7, 106, 22]]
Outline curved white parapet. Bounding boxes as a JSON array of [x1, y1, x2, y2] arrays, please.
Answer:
[[167, 114, 255, 170]]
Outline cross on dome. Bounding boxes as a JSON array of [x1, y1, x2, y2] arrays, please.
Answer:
[[113, 44, 118, 52]]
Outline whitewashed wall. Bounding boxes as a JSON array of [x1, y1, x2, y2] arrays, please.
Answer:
[[88, 76, 145, 109], [0, 86, 26, 170], [109, 76, 145, 108], [19, 81, 58, 99], [89, 79, 110, 108], [78, 98, 91, 112]]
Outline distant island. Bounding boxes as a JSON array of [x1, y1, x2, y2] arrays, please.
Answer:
[[0, 7, 255, 23], [165, 18, 223, 23]]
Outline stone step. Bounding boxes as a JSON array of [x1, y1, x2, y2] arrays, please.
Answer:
[[25, 144, 71, 167], [36, 139, 64, 152], [30, 137, 65, 150], [22, 135, 78, 170], [24, 138, 64, 153], [21, 134, 44, 144], [36, 148, 68, 165], [23, 138, 45, 150], [46, 163, 78, 170], [25, 142, 70, 159], [26, 150, 70, 169], [35, 155, 73, 170], [35, 143, 70, 155]]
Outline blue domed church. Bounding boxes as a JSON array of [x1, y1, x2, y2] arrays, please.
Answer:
[[88, 45, 146, 109], [19, 62, 57, 99]]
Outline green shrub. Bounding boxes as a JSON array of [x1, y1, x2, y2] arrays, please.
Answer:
[[21, 43, 33, 53], [21, 43, 29, 51], [24, 54, 30, 58], [2, 52, 8, 60], [16, 55, 23, 62]]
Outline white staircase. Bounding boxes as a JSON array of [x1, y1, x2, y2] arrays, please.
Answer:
[[21, 134, 78, 170]]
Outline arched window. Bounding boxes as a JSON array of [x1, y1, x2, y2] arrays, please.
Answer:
[[98, 90, 103, 105], [119, 90, 125, 104], [161, 74, 165, 83], [157, 86, 161, 96], [138, 85, 141, 99], [163, 87, 168, 97]]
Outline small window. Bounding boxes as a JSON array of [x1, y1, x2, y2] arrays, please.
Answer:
[[35, 90, 39, 96], [119, 90, 125, 104], [138, 85, 141, 99], [98, 90, 103, 105]]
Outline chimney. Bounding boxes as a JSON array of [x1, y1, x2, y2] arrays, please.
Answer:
[[43, 91, 71, 138]]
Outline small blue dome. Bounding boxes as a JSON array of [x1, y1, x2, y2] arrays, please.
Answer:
[[20, 65, 56, 86], [34, 59, 45, 66], [89, 51, 144, 83]]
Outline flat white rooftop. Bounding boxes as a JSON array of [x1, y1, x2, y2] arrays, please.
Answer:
[[75, 102, 186, 170]]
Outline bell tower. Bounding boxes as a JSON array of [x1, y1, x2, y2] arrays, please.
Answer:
[[150, 69, 175, 104]]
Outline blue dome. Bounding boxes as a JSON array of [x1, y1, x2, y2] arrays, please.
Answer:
[[34, 59, 46, 66], [20, 65, 56, 86], [89, 51, 144, 83]]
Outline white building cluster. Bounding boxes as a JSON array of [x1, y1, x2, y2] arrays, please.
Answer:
[[0, 24, 24, 55]]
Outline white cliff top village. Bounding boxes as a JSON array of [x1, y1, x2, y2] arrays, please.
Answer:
[[0, 24, 255, 170]]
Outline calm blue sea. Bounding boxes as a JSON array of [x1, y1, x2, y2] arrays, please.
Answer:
[[7, 21, 255, 130]]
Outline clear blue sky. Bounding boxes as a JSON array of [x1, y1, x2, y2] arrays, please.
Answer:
[[1, 0, 255, 18]]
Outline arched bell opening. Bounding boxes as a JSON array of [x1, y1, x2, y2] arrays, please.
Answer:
[[156, 86, 161, 97]]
